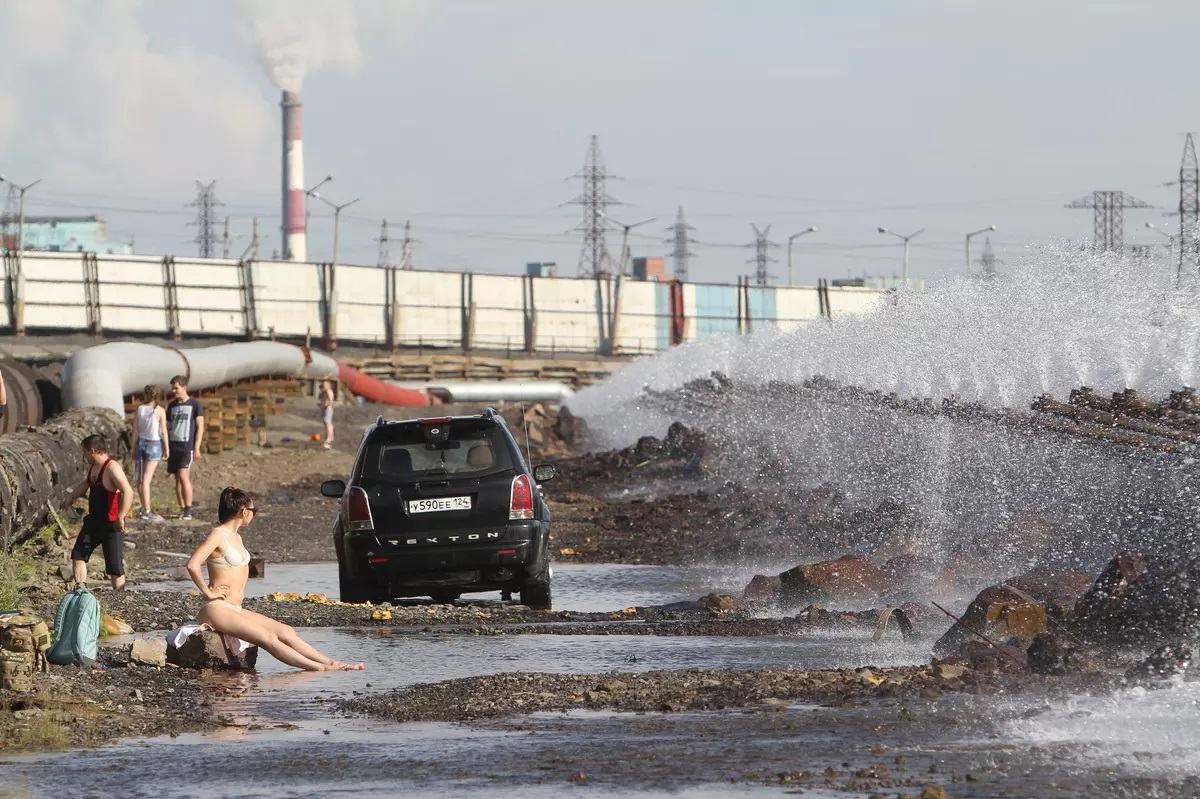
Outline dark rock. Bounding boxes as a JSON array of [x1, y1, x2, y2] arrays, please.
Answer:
[[742, 574, 781, 604], [248, 557, 266, 578], [959, 640, 1029, 673], [1026, 631, 1091, 676], [698, 593, 738, 612], [1072, 552, 1150, 644], [1124, 643, 1192, 684], [1072, 552, 1200, 648], [552, 406, 588, 449], [933, 581, 1048, 659], [166, 631, 258, 670], [1003, 570, 1094, 617], [779, 555, 887, 607]]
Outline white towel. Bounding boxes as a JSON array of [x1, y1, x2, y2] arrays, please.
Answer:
[[166, 622, 254, 656]]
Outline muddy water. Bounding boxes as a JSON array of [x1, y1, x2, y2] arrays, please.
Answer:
[[7, 563, 1197, 797], [140, 561, 697, 613]]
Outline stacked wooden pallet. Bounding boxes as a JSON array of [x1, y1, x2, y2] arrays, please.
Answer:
[[346, 353, 621, 389], [122, 377, 308, 455]]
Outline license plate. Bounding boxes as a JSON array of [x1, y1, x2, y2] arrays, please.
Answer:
[[408, 496, 472, 514]]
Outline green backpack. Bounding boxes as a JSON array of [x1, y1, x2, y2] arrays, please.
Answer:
[[47, 585, 101, 666]]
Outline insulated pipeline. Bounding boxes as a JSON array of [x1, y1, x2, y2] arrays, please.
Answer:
[[0, 359, 45, 433], [338, 364, 432, 407], [62, 342, 338, 414]]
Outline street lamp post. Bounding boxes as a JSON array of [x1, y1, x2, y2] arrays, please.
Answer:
[[787, 226, 818, 286], [307, 185, 359, 265], [877, 226, 925, 285], [965, 225, 997, 277], [0, 175, 42, 337], [601, 213, 657, 277]]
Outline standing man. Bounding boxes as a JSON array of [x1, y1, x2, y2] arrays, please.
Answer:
[[68, 435, 133, 589], [0, 370, 7, 420], [319, 379, 335, 450], [166, 375, 205, 519]]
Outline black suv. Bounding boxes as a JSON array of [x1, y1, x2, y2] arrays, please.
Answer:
[[320, 408, 556, 608]]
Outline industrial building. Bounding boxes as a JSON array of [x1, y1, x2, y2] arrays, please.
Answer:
[[0, 215, 131, 254]]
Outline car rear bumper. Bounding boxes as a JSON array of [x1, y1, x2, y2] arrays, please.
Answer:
[[340, 521, 547, 593]]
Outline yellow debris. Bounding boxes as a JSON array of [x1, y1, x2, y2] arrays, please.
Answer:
[[558, 547, 577, 556], [371, 608, 393, 621]]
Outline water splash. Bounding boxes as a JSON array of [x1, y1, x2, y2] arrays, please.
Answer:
[[571, 245, 1200, 572]]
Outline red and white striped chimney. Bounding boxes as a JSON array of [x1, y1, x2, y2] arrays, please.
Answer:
[[281, 91, 306, 261]]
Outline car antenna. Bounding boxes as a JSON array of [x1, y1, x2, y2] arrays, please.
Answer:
[[520, 402, 533, 467]]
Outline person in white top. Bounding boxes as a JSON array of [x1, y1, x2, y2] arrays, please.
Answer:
[[318, 379, 335, 450], [132, 384, 170, 523]]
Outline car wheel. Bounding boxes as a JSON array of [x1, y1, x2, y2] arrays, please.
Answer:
[[520, 572, 552, 610], [430, 592, 460, 604], [338, 560, 373, 604]]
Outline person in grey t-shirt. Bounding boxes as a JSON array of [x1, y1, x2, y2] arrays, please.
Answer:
[[166, 375, 205, 519]]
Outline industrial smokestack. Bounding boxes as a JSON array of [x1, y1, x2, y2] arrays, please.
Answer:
[[281, 91, 306, 261]]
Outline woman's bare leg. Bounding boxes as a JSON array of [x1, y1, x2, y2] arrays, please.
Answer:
[[198, 604, 328, 671], [140, 459, 159, 514], [242, 609, 364, 670]]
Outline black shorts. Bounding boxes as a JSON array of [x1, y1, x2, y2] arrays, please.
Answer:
[[167, 448, 194, 474], [71, 518, 125, 577]]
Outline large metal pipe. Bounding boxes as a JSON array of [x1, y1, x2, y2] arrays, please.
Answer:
[[391, 380, 575, 404], [62, 342, 337, 414], [339, 363, 432, 407], [281, 91, 307, 261]]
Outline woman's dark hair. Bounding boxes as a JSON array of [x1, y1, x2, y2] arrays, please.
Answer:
[[218, 487, 255, 523]]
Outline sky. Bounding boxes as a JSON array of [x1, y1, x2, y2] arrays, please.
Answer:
[[0, 0, 1196, 285]]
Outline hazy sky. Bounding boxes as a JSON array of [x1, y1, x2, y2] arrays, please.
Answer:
[[1, 0, 1196, 284]]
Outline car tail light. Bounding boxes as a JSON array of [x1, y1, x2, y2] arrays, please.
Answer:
[[509, 474, 534, 520], [418, 417, 452, 425], [346, 486, 374, 531]]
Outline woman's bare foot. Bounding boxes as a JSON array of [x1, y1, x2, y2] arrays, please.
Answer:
[[330, 660, 365, 671]]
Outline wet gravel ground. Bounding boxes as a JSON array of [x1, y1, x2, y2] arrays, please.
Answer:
[[0, 645, 222, 752]]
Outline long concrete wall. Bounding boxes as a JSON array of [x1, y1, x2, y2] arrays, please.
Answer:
[[2, 251, 884, 354]]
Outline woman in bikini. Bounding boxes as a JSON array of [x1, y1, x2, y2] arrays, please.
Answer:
[[186, 487, 364, 672]]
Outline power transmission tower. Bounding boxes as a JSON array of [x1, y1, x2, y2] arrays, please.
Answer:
[[665, 206, 697, 281], [188, 180, 223, 257], [979, 236, 997, 279], [1180, 133, 1199, 275], [747, 224, 779, 286], [401, 219, 415, 270], [222, 216, 231, 258], [376, 219, 391, 267], [567, 135, 621, 277], [1065, 190, 1151, 252]]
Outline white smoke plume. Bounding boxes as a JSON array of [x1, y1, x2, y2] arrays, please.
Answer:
[[239, 0, 423, 92]]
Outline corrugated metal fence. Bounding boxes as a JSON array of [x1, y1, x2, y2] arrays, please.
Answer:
[[1, 251, 884, 354]]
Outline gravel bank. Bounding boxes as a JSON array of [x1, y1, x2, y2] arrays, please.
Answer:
[[340, 663, 1033, 723]]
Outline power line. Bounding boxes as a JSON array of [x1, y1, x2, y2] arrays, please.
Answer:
[[187, 180, 223, 258], [566, 135, 621, 277]]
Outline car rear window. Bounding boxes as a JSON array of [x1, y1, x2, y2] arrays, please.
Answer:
[[362, 419, 513, 480]]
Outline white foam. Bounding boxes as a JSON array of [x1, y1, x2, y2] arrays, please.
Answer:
[[1006, 680, 1200, 776], [573, 244, 1199, 447]]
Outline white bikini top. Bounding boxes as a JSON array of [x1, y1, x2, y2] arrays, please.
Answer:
[[208, 531, 251, 569]]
